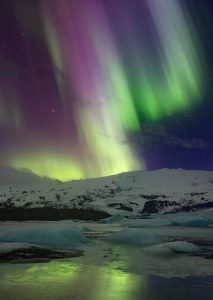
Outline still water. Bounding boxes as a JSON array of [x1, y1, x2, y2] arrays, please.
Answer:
[[0, 258, 213, 300], [0, 222, 213, 300]]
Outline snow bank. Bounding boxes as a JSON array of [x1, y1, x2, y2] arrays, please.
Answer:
[[0, 224, 88, 249], [143, 241, 201, 256], [106, 228, 161, 246]]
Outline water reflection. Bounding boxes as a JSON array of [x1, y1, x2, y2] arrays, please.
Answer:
[[0, 258, 213, 300], [0, 259, 143, 300]]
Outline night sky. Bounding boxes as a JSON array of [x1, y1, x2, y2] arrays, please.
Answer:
[[0, 0, 212, 181]]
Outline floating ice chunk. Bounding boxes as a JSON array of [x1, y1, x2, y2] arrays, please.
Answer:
[[167, 241, 201, 253], [171, 216, 213, 228], [0, 242, 36, 254], [143, 243, 174, 256], [0, 224, 88, 249], [123, 214, 213, 229], [122, 218, 172, 228], [107, 228, 161, 246], [143, 241, 201, 256]]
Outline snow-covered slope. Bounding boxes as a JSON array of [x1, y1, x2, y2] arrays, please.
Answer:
[[0, 169, 213, 216]]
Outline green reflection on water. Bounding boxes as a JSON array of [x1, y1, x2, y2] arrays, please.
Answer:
[[93, 265, 142, 300], [3, 261, 80, 286], [0, 259, 144, 300]]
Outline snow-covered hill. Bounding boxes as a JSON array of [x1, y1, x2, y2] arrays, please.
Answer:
[[0, 168, 213, 217]]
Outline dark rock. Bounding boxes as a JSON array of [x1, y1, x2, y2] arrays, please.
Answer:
[[142, 200, 180, 214], [140, 194, 167, 200], [55, 193, 61, 201], [11, 258, 50, 264], [108, 203, 133, 211], [117, 204, 133, 212], [4, 198, 15, 208], [129, 202, 139, 206], [23, 202, 33, 208], [174, 201, 213, 213], [142, 199, 213, 215], [189, 192, 207, 196]]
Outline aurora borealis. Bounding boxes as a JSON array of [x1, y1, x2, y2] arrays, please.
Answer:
[[0, 0, 210, 181]]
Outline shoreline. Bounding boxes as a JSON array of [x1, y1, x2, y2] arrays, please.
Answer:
[[0, 208, 110, 221]]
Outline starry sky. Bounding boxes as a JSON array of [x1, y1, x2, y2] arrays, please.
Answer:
[[0, 0, 212, 181]]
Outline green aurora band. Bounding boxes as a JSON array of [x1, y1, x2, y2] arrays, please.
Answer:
[[5, 0, 203, 181]]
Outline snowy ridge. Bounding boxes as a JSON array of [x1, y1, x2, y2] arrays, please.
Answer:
[[0, 169, 213, 216]]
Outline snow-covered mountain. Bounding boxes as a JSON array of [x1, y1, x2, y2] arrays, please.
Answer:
[[0, 168, 213, 217]]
